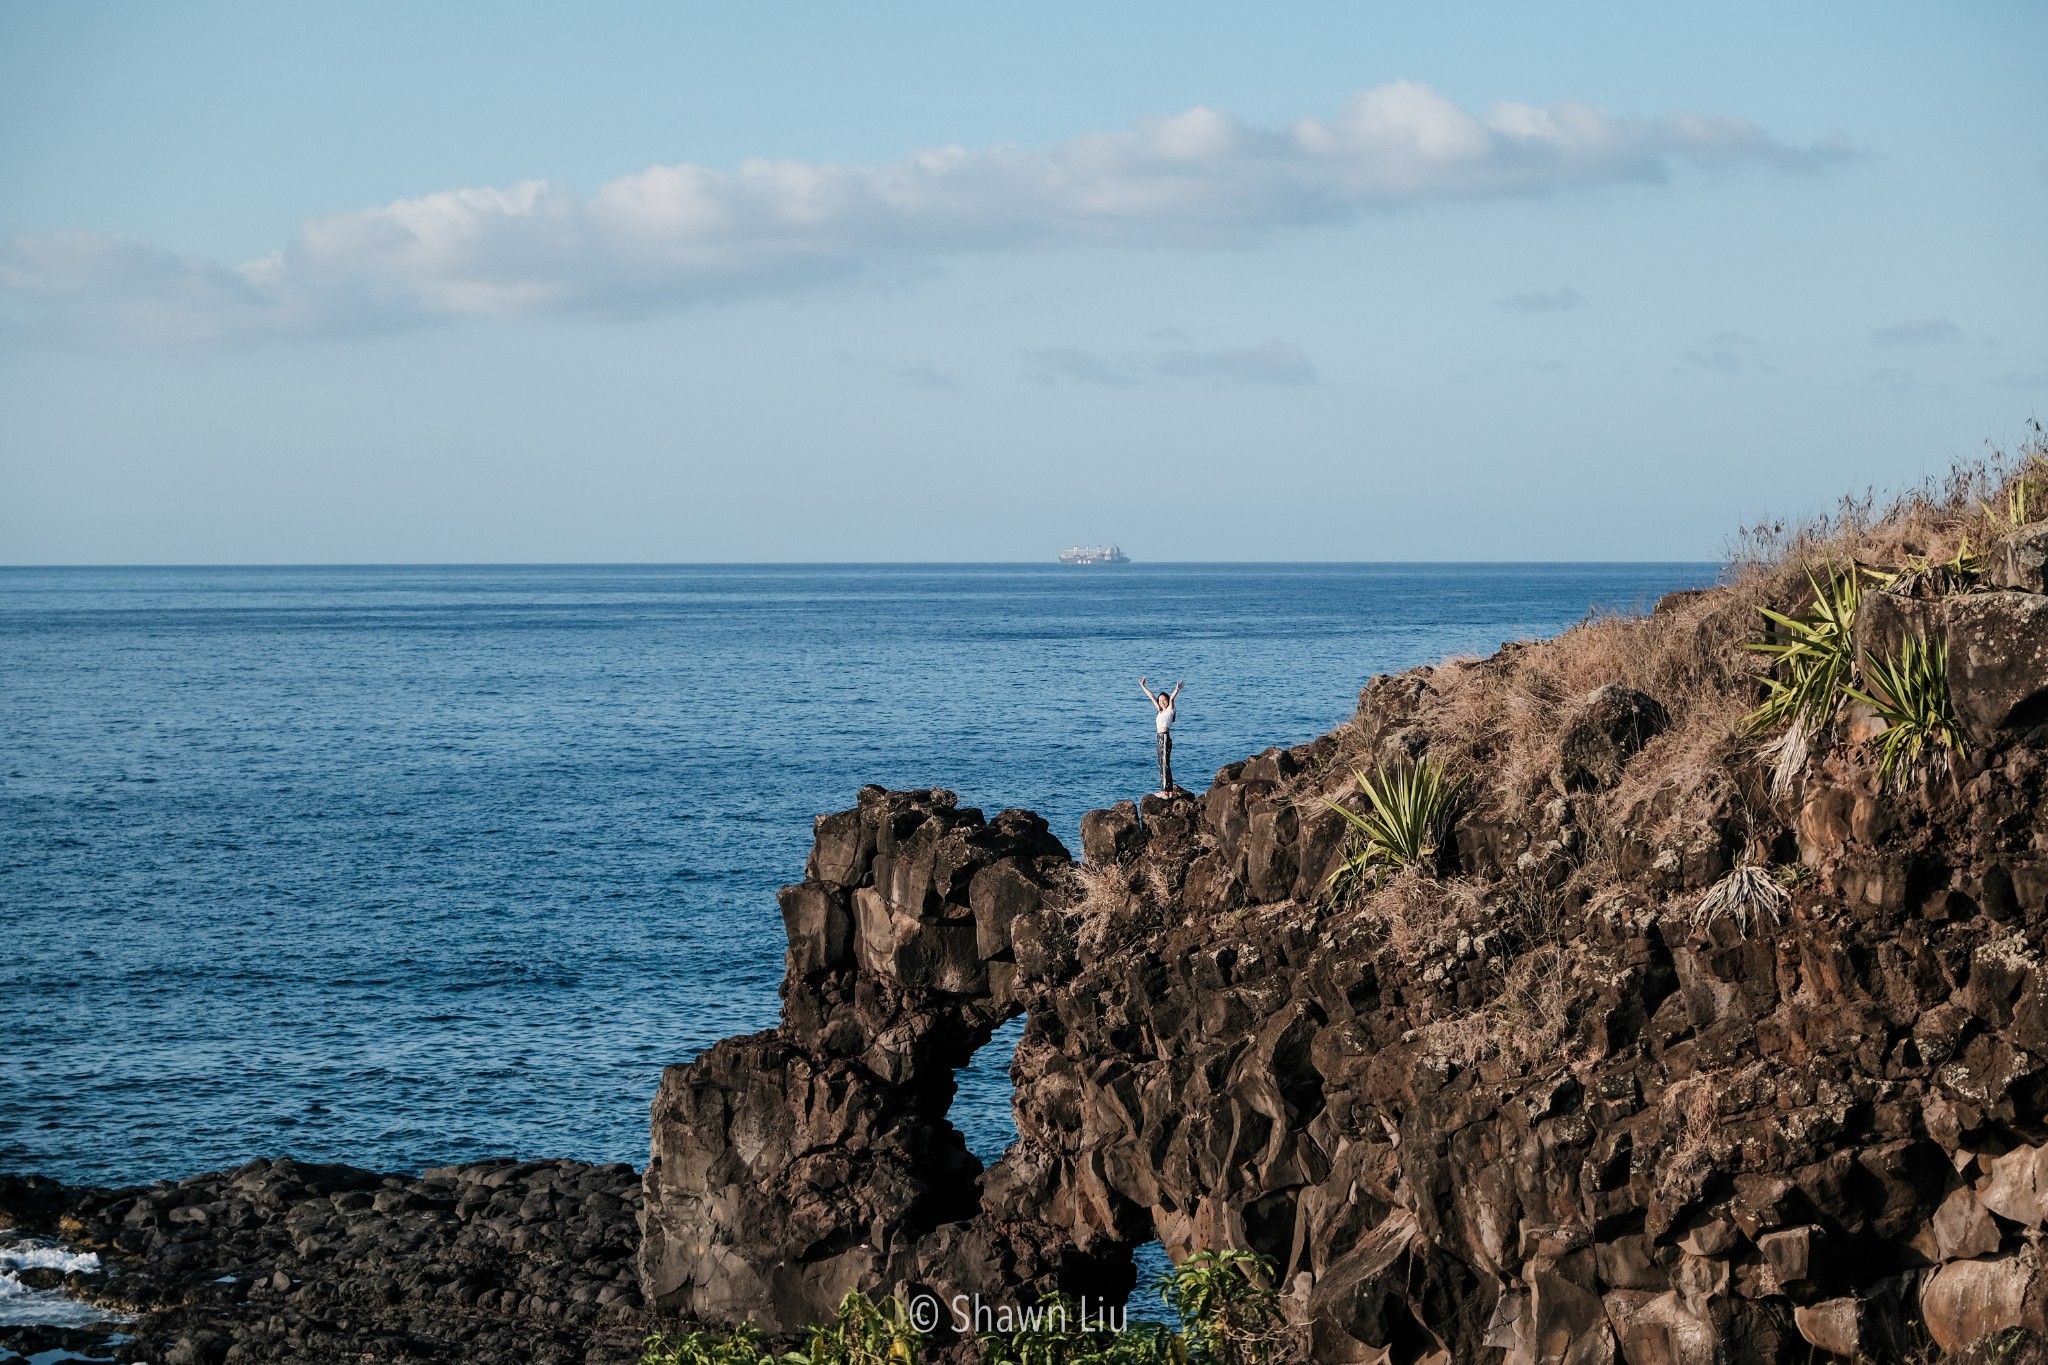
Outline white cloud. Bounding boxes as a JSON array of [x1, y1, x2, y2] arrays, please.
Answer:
[[1685, 330, 1774, 376], [1872, 317, 1961, 346], [1495, 286, 1584, 313], [1153, 339, 1316, 385], [1030, 338, 1316, 387], [1029, 347, 1142, 388], [0, 82, 1848, 345]]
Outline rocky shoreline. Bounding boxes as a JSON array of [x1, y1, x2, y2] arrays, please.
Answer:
[[11, 476, 2048, 1364], [0, 1158, 645, 1364]]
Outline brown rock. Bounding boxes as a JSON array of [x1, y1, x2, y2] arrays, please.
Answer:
[[1989, 522, 2048, 593], [1929, 1184, 2004, 1261], [1921, 1249, 2043, 1353], [1946, 592, 2048, 744]]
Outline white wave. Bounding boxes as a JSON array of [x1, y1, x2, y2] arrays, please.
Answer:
[[0, 1235, 127, 1330]]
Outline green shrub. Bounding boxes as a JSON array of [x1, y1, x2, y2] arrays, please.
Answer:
[[1323, 760, 1466, 901], [1158, 1251, 1284, 1365], [642, 1324, 781, 1365], [1846, 634, 1968, 788], [792, 1291, 924, 1365], [977, 1294, 1182, 1365], [642, 1292, 925, 1365], [1743, 565, 1861, 735]]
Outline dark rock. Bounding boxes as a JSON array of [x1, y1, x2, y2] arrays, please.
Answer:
[[1079, 802, 1145, 865], [1989, 522, 2048, 593], [1555, 685, 1670, 791], [0, 1156, 646, 1365], [1946, 591, 2048, 744]]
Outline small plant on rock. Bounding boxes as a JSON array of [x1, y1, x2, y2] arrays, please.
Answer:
[[1692, 864, 1790, 935], [1323, 760, 1466, 901], [1845, 634, 1968, 789]]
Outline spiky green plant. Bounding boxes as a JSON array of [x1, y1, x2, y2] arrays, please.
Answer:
[[1322, 760, 1466, 900], [1845, 634, 1968, 789], [1743, 565, 1861, 734], [1157, 1251, 1284, 1365], [1982, 453, 2048, 527]]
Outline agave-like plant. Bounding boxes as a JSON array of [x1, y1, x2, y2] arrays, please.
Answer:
[[1323, 759, 1467, 901], [1743, 565, 1861, 735], [1845, 634, 1968, 789], [1693, 864, 1791, 935], [1981, 453, 2048, 528]]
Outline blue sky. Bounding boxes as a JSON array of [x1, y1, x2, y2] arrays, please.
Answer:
[[1, 2, 2042, 563]]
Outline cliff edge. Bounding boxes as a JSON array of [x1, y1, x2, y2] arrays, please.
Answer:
[[640, 447, 2048, 1362]]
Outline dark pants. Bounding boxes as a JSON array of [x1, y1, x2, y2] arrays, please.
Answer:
[[1156, 729, 1173, 792]]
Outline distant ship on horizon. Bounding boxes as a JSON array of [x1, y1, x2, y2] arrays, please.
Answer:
[[1057, 544, 1130, 565]]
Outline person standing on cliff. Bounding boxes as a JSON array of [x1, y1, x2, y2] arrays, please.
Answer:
[[1140, 677, 1182, 795]]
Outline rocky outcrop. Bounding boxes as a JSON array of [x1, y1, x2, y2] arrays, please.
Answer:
[[638, 787, 1129, 1334], [636, 573, 2048, 1361], [0, 1158, 644, 1364]]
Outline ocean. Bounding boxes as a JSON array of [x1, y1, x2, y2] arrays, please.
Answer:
[[1, 563, 1714, 1188]]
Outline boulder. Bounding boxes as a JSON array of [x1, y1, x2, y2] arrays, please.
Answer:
[[1921, 1249, 2044, 1353], [1555, 686, 1670, 792], [1989, 522, 2048, 593], [1945, 592, 2048, 744], [1080, 802, 1145, 865]]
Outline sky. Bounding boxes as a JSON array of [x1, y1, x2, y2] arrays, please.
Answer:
[[1, 2, 2043, 564]]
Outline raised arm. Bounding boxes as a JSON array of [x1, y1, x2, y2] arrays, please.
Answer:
[[1139, 676, 1158, 703], [1169, 680, 1183, 700]]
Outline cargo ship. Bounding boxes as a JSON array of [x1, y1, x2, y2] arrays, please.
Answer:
[[1057, 544, 1130, 565]]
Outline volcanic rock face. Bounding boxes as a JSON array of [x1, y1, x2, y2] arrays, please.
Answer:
[[640, 586, 2048, 1361], [638, 787, 1129, 1331]]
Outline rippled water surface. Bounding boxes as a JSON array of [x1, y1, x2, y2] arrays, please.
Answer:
[[1, 563, 1713, 1185]]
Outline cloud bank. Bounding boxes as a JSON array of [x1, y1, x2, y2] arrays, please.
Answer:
[[1030, 338, 1316, 388], [1496, 286, 1585, 313], [1872, 317, 1961, 346], [0, 82, 1848, 345]]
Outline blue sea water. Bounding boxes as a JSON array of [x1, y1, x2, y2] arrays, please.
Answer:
[[0, 563, 1714, 1188]]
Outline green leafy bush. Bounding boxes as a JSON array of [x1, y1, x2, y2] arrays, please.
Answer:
[[793, 1291, 924, 1365], [1846, 634, 1968, 788], [642, 1324, 781, 1365], [643, 1252, 1289, 1365], [1158, 1251, 1285, 1365], [643, 1291, 924, 1365], [977, 1294, 1182, 1365], [1323, 760, 1466, 901]]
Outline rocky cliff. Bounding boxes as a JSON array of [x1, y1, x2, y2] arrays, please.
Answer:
[[639, 507, 2048, 1362]]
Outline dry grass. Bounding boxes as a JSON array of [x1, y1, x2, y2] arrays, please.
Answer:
[[1321, 428, 2047, 876], [1352, 870, 1492, 963]]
